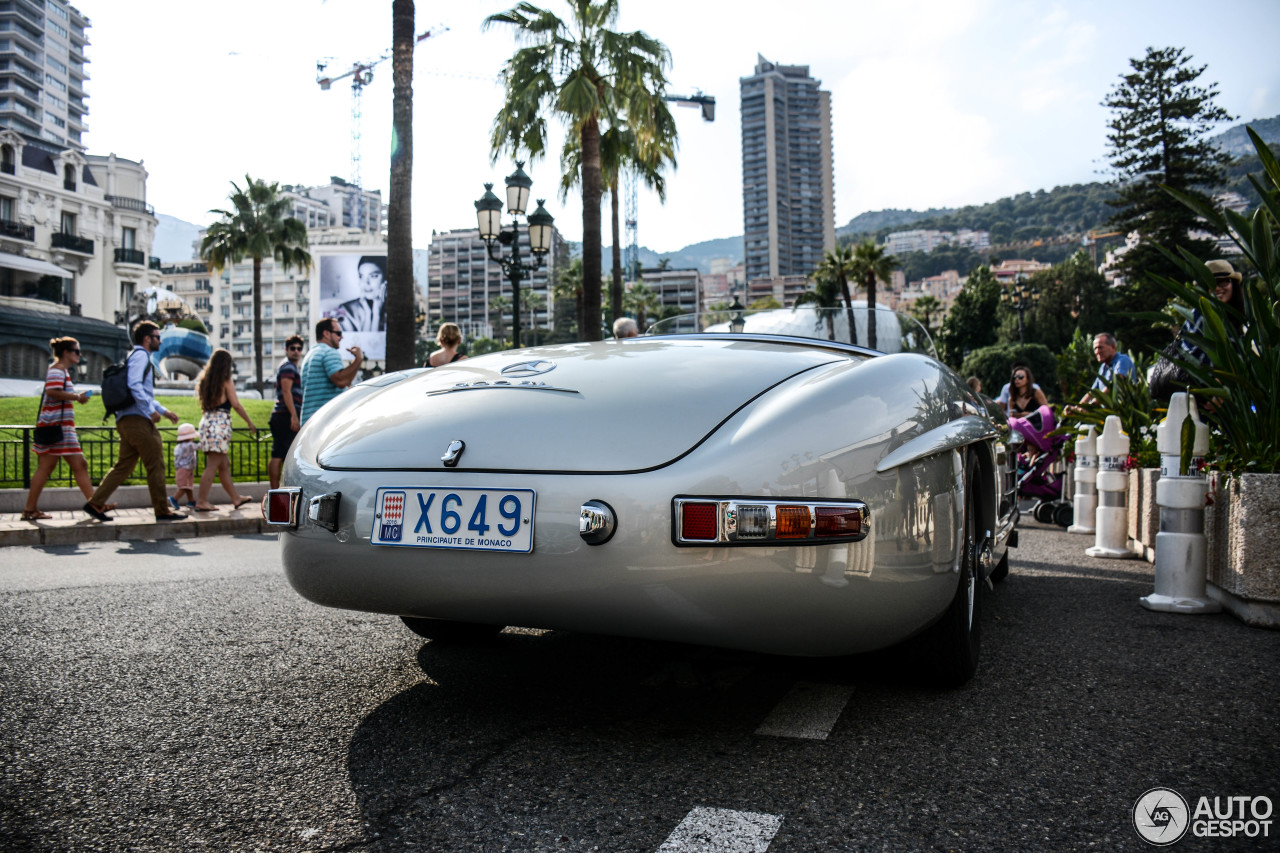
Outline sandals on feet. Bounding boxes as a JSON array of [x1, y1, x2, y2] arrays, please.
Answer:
[[193, 504, 217, 512], [233, 496, 254, 509], [21, 510, 52, 521]]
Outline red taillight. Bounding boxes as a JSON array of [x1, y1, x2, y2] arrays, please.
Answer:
[[681, 502, 718, 540], [265, 489, 299, 526], [815, 506, 862, 538], [775, 505, 811, 538]]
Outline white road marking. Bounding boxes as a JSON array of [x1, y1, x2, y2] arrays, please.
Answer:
[[656, 807, 783, 852], [754, 681, 854, 740]]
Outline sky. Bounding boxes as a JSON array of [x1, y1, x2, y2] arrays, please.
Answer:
[[77, 0, 1280, 255]]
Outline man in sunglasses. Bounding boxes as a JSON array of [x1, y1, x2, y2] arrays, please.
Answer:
[[85, 321, 186, 522], [268, 334, 306, 489], [299, 319, 363, 427]]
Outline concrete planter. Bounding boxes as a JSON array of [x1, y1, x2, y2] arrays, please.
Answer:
[[1205, 472, 1280, 628], [1127, 468, 1160, 561]]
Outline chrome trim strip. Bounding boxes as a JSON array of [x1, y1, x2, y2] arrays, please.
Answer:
[[426, 383, 581, 397], [875, 415, 998, 473]]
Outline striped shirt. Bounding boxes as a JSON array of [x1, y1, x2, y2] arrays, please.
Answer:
[[299, 343, 346, 425], [35, 366, 80, 455]]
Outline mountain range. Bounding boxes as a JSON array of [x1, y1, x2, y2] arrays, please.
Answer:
[[153, 114, 1279, 274]]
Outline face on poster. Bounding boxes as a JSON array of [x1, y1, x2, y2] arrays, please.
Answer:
[[320, 253, 387, 359]]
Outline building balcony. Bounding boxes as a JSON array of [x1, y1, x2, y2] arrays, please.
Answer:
[[105, 195, 156, 216], [51, 231, 93, 254], [0, 217, 34, 242], [113, 247, 146, 265]]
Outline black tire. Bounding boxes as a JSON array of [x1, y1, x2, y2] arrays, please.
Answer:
[[1033, 501, 1055, 524], [1054, 502, 1074, 528], [990, 548, 1010, 583], [916, 453, 984, 687], [400, 616, 503, 642]]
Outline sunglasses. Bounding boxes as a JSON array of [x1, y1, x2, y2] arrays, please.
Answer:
[[287, 346, 303, 352], [1014, 373, 1026, 380]]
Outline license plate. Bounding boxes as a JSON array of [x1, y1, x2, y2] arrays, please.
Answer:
[[371, 487, 535, 552]]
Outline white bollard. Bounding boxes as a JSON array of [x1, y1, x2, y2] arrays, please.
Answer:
[[1141, 393, 1221, 613], [1068, 425, 1098, 534], [1086, 415, 1136, 559]]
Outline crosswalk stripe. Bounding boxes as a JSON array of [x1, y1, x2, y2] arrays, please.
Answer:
[[656, 807, 783, 853], [754, 681, 854, 740]]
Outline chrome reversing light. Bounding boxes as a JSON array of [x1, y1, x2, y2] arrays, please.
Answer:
[[672, 497, 869, 547]]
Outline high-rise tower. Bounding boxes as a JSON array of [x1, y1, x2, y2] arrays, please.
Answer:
[[739, 55, 834, 284], [0, 0, 90, 150]]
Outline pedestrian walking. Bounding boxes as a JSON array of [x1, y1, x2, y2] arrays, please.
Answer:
[[193, 349, 257, 512], [22, 336, 98, 521], [427, 322, 467, 367], [85, 321, 186, 522], [269, 334, 305, 489], [169, 423, 198, 509]]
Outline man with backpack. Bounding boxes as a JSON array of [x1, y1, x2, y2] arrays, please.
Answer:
[[85, 321, 187, 522]]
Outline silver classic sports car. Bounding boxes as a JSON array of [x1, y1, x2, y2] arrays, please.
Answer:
[[268, 307, 1017, 685]]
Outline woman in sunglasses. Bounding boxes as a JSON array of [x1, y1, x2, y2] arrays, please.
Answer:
[[22, 337, 97, 521], [1007, 365, 1048, 419]]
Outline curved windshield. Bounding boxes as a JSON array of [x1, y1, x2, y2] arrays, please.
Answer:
[[646, 305, 937, 357]]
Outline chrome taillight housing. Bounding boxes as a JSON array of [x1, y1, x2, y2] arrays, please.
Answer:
[[672, 497, 869, 546], [263, 488, 302, 527]]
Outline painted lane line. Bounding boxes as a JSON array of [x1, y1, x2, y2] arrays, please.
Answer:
[[656, 807, 783, 853], [754, 681, 854, 740]]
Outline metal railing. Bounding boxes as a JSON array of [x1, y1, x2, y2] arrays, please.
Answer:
[[113, 247, 145, 265], [1, 425, 269, 489], [105, 195, 156, 216], [51, 231, 93, 254]]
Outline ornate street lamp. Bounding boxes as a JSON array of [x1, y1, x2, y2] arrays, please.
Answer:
[[474, 162, 555, 349], [729, 295, 746, 334], [1001, 274, 1040, 343]]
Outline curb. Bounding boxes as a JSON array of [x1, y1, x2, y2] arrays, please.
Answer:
[[0, 506, 271, 547]]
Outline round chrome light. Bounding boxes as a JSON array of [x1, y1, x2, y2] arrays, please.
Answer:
[[579, 500, 616, 545]]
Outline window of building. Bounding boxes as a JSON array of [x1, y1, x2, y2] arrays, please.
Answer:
[[60, 210, 75, 233], [0, 145, 12, 175], [62, 165, 75, 192], [1, 195, 13, 221], [47, 56, 67, 74], [45, 74, 66, 92], [122, 227, 135, 250], [49, 21, 68, 39]]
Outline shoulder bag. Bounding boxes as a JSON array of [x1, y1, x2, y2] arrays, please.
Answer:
[[34, 372, 68, 445]]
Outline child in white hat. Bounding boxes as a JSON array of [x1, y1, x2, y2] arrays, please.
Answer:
[[170, 423, 199, 510]]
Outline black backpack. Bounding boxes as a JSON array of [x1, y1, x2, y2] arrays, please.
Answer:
[[101, 349, 152, 420]]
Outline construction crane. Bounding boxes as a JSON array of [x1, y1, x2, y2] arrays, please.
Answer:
[[1082, 229, 1124, 266], [624, 91, 716, 281], [316, 25, 448, 189]]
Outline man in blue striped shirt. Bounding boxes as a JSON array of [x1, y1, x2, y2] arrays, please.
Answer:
[[299, 318, 363, 425], [85, 321, 186, 522]]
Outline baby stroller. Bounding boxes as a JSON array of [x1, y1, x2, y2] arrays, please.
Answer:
[[1007, 404, 1073, 528]]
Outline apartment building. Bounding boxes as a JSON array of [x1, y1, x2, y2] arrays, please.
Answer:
[[426, 225, 568, 344], [740, 55, 834, 285], [0, 0, 88, 150]]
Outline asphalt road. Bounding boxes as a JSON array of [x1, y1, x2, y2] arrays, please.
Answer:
[[1, 525, 1277, 852]]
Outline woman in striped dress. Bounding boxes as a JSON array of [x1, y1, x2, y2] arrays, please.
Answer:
[[22, 337, 98, 521]]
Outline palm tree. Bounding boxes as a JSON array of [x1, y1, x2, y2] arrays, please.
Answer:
[[813, 246, 858, 346], [561, 120, 676, 324], [485, 0, 674, 342], [488, 293, 511, 346], [386, 0, 415, 371], [624, 280, 662, 331], [849, 240, 898, 351], [552, 256, 584, 339], [524, 290, 547, 342], [909, 294, 944, 339], [201, 174, 310, 394], [795, 264, 843, 340]]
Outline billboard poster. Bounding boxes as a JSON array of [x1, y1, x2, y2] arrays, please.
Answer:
[[319, 253, 387, 359]]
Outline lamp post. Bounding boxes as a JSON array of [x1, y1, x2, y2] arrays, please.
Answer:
[[474, 162, 555, 349], [729, 294, 746, 334], [1001, 274, 1039, 344]]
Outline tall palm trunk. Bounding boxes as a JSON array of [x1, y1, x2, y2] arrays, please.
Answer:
[[610, 179, 623, 323], [865, 273, 877, 352], [839, 273, 857, 347], [386, 0, 415, 371], [581, 117, 603, 341], [252, 256, 264, 393]]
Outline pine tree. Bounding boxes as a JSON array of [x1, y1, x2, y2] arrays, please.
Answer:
[[1103, 46, 1234, 353]]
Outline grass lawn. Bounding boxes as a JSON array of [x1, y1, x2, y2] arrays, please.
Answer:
[[1, 396, 279, 489]]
